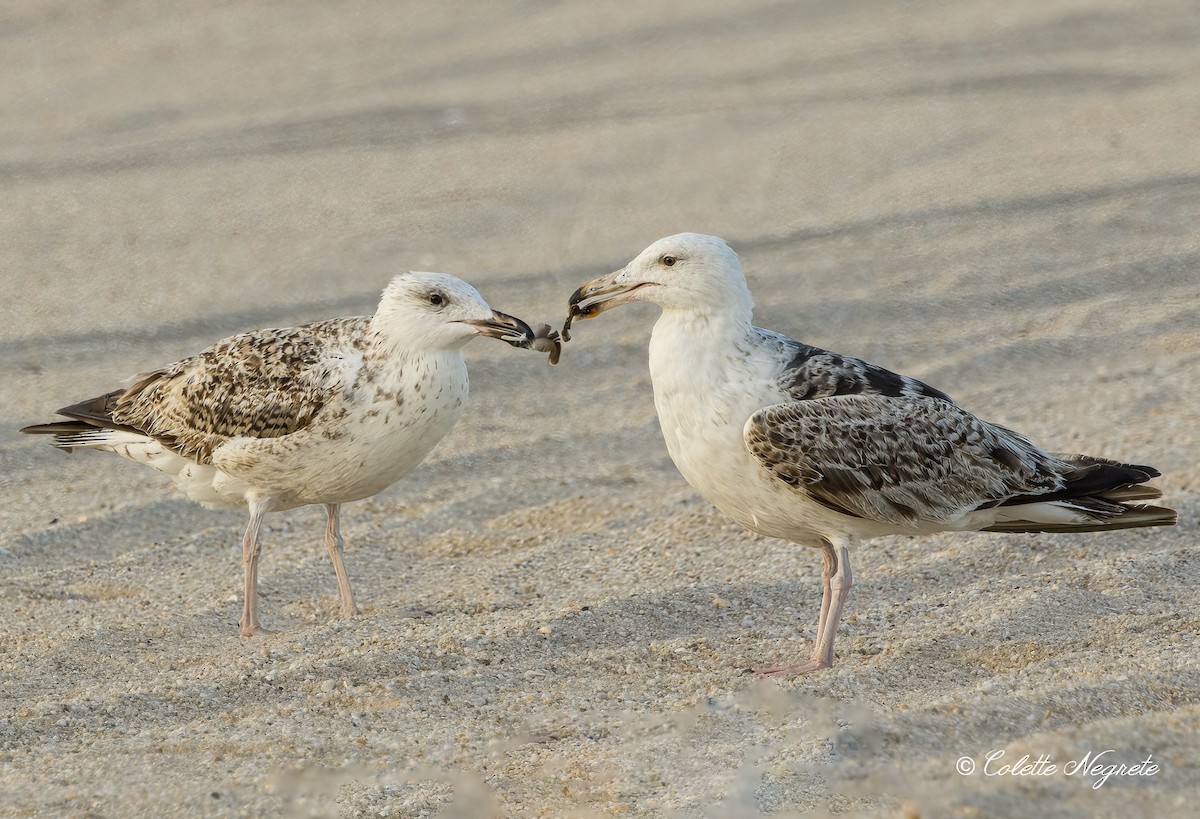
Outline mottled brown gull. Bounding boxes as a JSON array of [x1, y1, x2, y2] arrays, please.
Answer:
[[22, 272, 555, 636], [566, 233, 1176, 675]]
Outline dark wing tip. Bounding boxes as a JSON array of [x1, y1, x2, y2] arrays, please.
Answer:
[[20, 421, 96, 435], [998, 454, 1167, 509], [22, 390, 127, 435], [55, 390, 125, 426]]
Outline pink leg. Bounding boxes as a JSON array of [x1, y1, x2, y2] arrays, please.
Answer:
[[813, 546, 835, 646], [239, 500, 273, 637], [324, 503, 360, 619], [754, 540, 853, 675]]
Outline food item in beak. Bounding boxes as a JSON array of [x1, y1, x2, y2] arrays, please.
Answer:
[[561, 304, 597, 342], [530, 324, 563, 365]]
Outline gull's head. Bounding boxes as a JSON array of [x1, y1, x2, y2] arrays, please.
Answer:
[[567, 233, 752, 326], [375, 272, 534, 350]]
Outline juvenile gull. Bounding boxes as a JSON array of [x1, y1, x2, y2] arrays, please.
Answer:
[[22, 272, 552, 636], [566, 233, 1176, 674]]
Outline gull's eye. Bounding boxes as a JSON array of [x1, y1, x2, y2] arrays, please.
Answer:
[[429, 293, 445, 306], [661, 255, 678, 267]]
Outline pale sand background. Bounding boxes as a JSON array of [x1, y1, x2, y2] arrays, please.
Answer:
[[1, 1, 1198, 817]]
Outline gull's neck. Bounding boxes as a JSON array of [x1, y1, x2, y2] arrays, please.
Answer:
[[652, 302, 755, 352], [359, 320, 470, 414], [647, 303, 765, 490], [648, 304, 759, 401], [367, 312, 467, 364]]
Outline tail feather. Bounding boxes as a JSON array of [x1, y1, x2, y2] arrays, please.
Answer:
[[20, 420, 96, 452], [21, 388, 147, 450], [983, 504, 1177, 533], [19, 422, 140, 453], [19, 421, 96, 436], [21, 390, 143, 452], [982, 453, 1176, 534], [1095, 484, 1163, 503]]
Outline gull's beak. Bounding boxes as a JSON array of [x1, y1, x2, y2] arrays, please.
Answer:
[[563, 269, 652, 341], [461, 310, 535, 348], [567, 269, 650, 321]]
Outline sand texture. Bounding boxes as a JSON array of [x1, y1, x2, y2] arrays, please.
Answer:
[[2, 1, 1198, 816]]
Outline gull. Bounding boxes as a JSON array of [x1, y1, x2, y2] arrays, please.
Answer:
[[22, 272, 554, 636], [566, 233, 1176, 674]]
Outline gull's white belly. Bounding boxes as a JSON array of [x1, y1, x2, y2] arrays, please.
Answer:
[[658, 400, 832, 542], [212, 378, 468, 510]]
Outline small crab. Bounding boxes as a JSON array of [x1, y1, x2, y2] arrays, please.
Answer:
[[529, 324, 563, 365]]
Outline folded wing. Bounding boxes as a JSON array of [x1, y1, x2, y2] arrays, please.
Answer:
[[743, 394, 1167, 528]]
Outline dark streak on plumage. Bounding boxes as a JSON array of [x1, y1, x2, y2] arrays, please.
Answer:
[[989, 445, 1022, 471], [772, 337, 952, 405], [865, 367, 906, 397]]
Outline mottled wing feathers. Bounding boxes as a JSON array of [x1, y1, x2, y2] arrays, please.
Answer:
[[744, 395, 1067, 525], [59, 318, 370, 464]]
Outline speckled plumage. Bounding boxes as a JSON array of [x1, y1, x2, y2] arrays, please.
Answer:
[[112, 317, 371, 465], [23, 272, 538, 635], [745, 391, 1064, 525], [569, 232, 1176, 674]]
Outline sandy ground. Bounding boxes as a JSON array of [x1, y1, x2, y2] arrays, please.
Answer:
[[2, 1, 1199, 816]]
